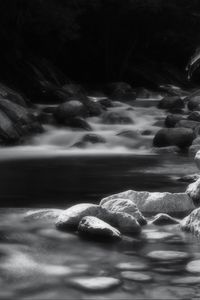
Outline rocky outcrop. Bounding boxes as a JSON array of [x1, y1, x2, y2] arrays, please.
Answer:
[[153, 128, 194, 148], [56, 203, 99, 231], [100, 198, 146, 225], [78, 216, 122, 241], [101, 190, 194, 216], [181, 208, 200, 236]]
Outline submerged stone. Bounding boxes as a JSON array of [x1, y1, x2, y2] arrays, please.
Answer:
[[68, 276, 121, 292], [78, 216, 121, 241], [121, 271, 152, 282], [150, 213, 179, 225], [116, 262, 147, 271], [147, 250, 190, 264]]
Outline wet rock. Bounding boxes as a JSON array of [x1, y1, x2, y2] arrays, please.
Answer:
[[0, 83, 27, 107], [116, 262, 147, 271], [62, 83, 86, 99], [165, 114, 185, 128], [107, 82, 136, 101], [178, 174, 200, 183], [81, 134, 106, 144], [188, 111, 200, 122], [186, 178, 200, 205], [171, 276, 200, 285], [102, 111, 133, 124], [100, 198, 146, 225], [150, 213, 179, 225], [78, 216, 121, 241], [83, 98, 102, 116], [153, 128, 194, 148], [147, 250, 190, 264], [66, 117, 92, 131], [153, 146, 180, 154], [141, 130, 152, 136], [186, 260, 200, 273], [68, 276, 121, 292], [24, 209, 62, 222], [99, 209, 141, 236], [181, 208, 200, 236], [121, 271, 152, 282], [117, 130, 138, 139], [98, 98, 113, 108], [101, 190, 194, 216], [188, 95, 200, 111], [176, 120, 200, 130], [54, 100, 88, 123], [158, 96, 184, 111], [55, 203, 100, 231], [136, 87, 154, 99]]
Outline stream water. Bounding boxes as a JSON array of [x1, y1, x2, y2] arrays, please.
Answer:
[[0, 96, 200, 299]]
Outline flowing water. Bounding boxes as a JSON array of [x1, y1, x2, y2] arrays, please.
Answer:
[[0, 96, 200, 299]]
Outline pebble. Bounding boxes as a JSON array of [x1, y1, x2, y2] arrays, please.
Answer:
[[68, 276, 121, 292], [186, 260, 200, 273], [147, 250, 190, 264], [121, 271, 152, 282]]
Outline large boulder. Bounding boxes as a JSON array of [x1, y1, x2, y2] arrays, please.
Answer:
[[101, 190, 195, 216], [186, 178, 200, 206], [153, 128, 194, 148], [72, 134, 106, 148], [100, 198, 146, 225], [54, 100, 88, 123], [55, 203, 99, 231], [158, 96, 184, 111], [78, 216, 121, 241], [181, 208, 200, 236], [102, 111, 133, 124]]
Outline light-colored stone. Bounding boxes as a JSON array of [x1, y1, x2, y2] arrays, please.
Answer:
[[69, 276, 121, 292], [121, 271, 152, 282], [55, 203, 99, 231], [181, 208, 200, 236], [150, 213, 179, 225], [100, 198, 146, 225], [24, 209, 63, 222], [186, 260, 200, 273], [116, 262, 147, 271], [147, 250, 190, 264], [101, 190, 194, 216], [186, 178, 200, 205], [78, 216, 121, 241]]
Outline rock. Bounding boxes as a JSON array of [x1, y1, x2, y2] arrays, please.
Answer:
[[78, 216, 121, 241], [176, 120, 200, 130], [141, 130, 152, 136], [153, 128, 194, 148], [54, 100, 88, 123], [189, 144, 200, 156], [101, 190, 194, 216], [102, 111, 133, 124], [67, 117, 92, 131], [117, 130, 138, 139], [68, 276, 121, 292], [195, 151, 200, 170], [178, 174, 200, 183], [98, 98, 113, 108], [107, 82, 136, 101], [100, 198, 146, 225], [121, 271, 152, 282], [144, 231, 175, 240], [165, 114, 186, 128], [147, 250, 190, 264], [186, 178, 200, 205], [0, 83, 27, 107], [192, 137, 200, 145], [98, 209, 141, 236], [171, 276, 200, 285], [150, 213, 180, 225], [181, 208, 200, 236], [188, 111, 200, 122], [158, 96, 184, 111], [186, 260, 200, 273], [136, 87, 154, 99], [83, 98, 102, 116], [24, 209, 63, 222], [81, 134, 106, 144], [55, 203, 100, 231], [153, 146, 180, 154], [188, 96, 200, 111], [116, 262, 147, 271], [38, 112, 55, 125], [62, 83, 86, 99]]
